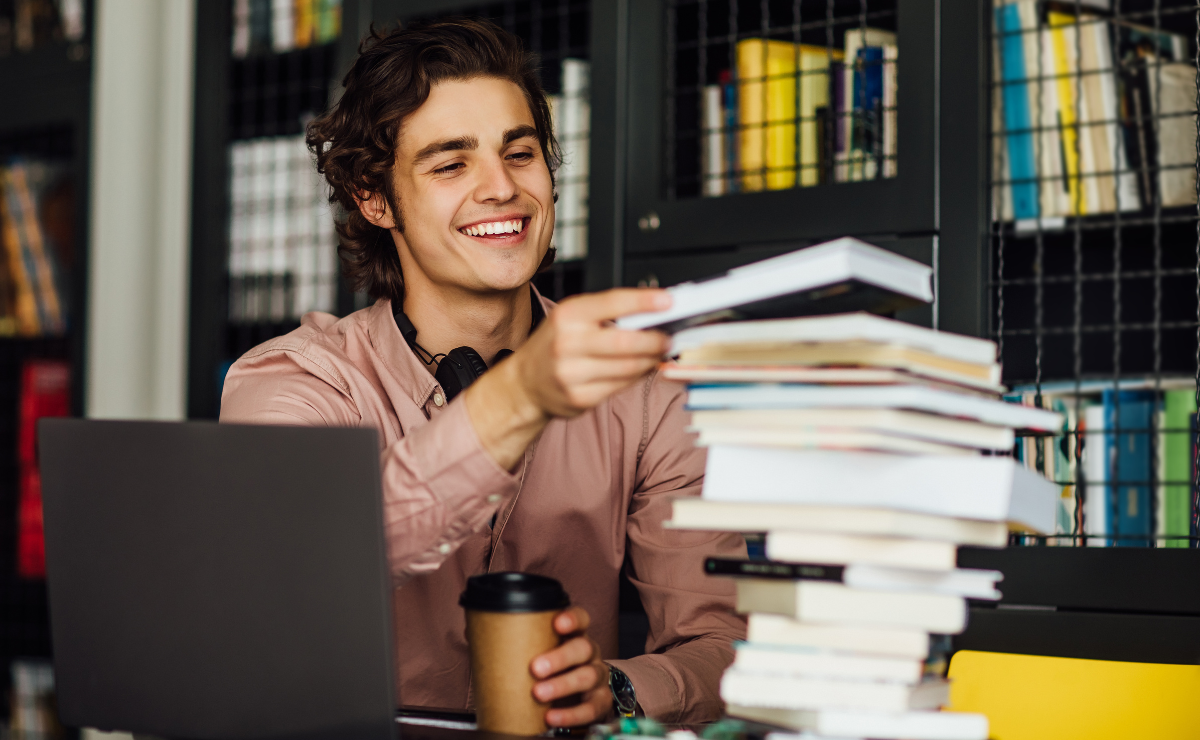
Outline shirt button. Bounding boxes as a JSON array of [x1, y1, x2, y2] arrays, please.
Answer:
[[437, 543, 451, 555], [487, 494, 502, 504], [433, 393, 445, 407]]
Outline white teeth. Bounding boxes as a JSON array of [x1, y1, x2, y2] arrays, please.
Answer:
[[461, 219, 525, 236]]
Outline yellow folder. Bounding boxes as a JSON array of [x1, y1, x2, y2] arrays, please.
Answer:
[[948, 650, 1200, 740]]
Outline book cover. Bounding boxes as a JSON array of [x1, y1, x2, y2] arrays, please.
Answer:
[[1162, 389, 1195, 548], [1104, 389, 1155, 546], [737, 39, 797, 191], [16, 360, 70, 579]]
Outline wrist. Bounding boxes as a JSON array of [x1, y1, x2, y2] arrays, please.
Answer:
[[606, 664, 638, 718]]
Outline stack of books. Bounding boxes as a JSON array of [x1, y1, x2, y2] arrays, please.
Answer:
[[664, 311, 1063, 740]]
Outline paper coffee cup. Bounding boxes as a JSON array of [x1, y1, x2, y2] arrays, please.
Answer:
[[460, 572, 570, 735]]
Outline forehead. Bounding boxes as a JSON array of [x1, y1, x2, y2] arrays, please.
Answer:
[[399, 77, 536, 155]]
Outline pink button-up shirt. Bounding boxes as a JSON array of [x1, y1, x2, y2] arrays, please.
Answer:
[[218, 293, 746, 723]]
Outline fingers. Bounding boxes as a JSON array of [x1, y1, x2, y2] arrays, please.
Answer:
[[532, 634, 595, 679], [545, 687, 612, 728], [576, 328, 671, 358], [564, 288, 671, 322], [554, 606, 591, 635], [533, 662, 605, 702]]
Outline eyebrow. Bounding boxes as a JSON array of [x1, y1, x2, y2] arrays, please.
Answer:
[[412, 135, 478, 167], [411, 126, 540, 167]]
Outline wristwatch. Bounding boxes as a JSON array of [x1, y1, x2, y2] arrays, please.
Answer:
[[607, 665, 638, 718]]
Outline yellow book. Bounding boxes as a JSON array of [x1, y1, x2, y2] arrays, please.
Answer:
[[737, 39, 797, 191], [1048, 13, 1084, 214], [738, 40, 841, 191], [294, 0, 315, 48], [0, 170, 40, 336]]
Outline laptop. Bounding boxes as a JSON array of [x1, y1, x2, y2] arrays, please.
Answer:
[[40, 419, 466, 740]]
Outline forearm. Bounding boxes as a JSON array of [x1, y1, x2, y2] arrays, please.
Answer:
[[461, 354, 550, 470]]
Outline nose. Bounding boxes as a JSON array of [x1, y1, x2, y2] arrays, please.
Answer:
[[474, 152, 520, 204]]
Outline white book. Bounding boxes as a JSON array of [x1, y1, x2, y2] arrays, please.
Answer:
[[712, 559, 1001, 599], [693, 428, 977, 456], [671, 312, 997, 365], [687, 384, 1062, 431], [882, 44, 898, 178], [615, 238, 932, 332], [663, 365, 1002, 396], [689, 408, 1015, 451], [272, 0, 295, 52], [735, 579, 966, 633], [1083, 403, 1109, 546], [733, 642, 923, 684], [553, 59, 590, 261], [1090, 18, 1140, 213], [227, 141, 252, 321], [722, 671, 949, 713], [669, 498, 1009, 546], [702, 84, 726, 196], [731, 705, 988, 740], [839, 28, 896, 183], [766, 531, 959, 571], [270, 137, 292, 320], [703, 446, 1059, 533], [232, 0, 251, 57], [1148, 62, 1198, 207], [747, 613, 929, 659]]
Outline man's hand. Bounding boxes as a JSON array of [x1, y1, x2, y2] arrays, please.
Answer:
[[530, 606, 614, 727], [463, 288, 671, 470]]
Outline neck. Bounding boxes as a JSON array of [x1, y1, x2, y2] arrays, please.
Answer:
[[400, 280, 534, 373]]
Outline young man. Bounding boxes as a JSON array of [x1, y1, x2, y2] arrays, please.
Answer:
[[220, 19, 744, 726]]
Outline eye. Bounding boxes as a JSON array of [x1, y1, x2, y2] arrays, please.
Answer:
[[506, 151, 534, 164], [433, 162, 464, 175]]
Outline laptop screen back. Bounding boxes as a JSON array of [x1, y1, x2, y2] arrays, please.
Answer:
[[39, 419, 395, 740]]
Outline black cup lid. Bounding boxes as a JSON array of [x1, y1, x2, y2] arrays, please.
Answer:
[[459, 572, 570, 613]]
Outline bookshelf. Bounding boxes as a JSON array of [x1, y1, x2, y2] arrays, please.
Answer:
[[0, 0, 93, 731]]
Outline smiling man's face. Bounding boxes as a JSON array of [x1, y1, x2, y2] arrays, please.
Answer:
[[386, 76, 555, 298]]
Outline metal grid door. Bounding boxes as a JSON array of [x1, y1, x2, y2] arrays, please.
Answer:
[[990, 0, 1200, 548]]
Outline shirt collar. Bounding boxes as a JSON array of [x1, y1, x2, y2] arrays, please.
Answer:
[[366, 285, 555, 411]]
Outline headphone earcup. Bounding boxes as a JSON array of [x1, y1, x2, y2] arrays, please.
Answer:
[[436, 347, 490, 401]]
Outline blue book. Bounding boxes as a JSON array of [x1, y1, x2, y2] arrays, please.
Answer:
[[722, 73, 739, 193], [995, 4, 1038, 220], [1103, 390, 1155, 547], [852, 47, 885, 155]]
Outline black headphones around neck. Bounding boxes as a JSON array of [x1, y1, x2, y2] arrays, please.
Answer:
[[393, 288, 545, 402]]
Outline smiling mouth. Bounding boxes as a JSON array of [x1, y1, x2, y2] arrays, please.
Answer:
[[458, 217, 528, 238]]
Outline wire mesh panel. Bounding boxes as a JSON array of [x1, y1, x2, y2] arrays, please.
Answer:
[[223, 1, 342, 373], [403, 0, 591, 300], [990, 0, 1200, 549], [664, 0, 899, 200]]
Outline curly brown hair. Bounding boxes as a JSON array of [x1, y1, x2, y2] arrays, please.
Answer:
[[306, 18, 562, 304]]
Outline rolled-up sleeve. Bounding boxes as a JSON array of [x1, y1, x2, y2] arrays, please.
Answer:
[[607, 379, 747, 724], [220, 347, 518, 585]]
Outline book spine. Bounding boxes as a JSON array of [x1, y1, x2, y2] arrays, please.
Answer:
[[706, 557, 846, 582], [1048, 14, 1085, 215], [996, 3, 1039, 220], [1163, 389, 1196, 547], [702, 84, 726, 196]]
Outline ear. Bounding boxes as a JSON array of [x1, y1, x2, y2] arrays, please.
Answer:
[[357, 190, 397, 230]]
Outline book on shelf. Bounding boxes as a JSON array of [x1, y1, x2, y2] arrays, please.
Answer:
[[722, 670, 948, 713], [707, 558, 1003, 599], [746, 612, 931, 659], [733, 578, 967, 633], [689, 408, 1016, 451], [668, 499, 1010, 546], [17, 360, 69, 580], [227, 135, 338, 323], [233, 0, 341, 58], [547, 59, 590, 261], [837, 27, 898, 183], [764, 530, 961, 571], [1161, 388, 1194, 548], [726, 703, 989, 740], [0, 161, 69, 337], [615, 237, 932, 332]]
